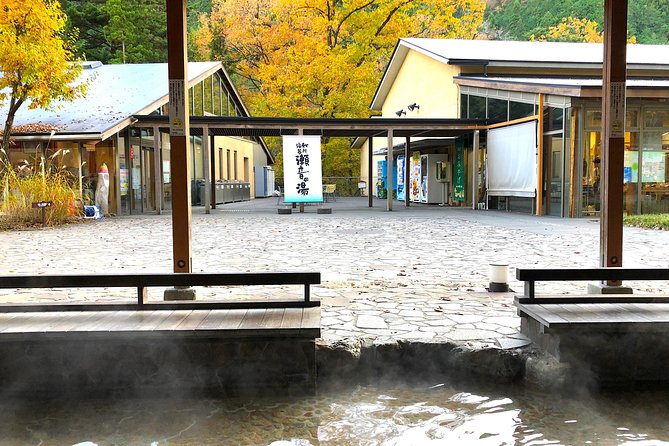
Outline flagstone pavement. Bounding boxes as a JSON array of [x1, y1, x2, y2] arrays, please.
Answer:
[[2, 197, 669, 353]]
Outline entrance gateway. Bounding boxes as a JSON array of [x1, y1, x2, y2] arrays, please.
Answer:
[[133, 115, 490, 212]]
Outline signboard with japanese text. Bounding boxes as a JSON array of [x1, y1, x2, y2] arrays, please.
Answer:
[[282, 135, 323, 203], [169, 79, 187, 136], [453, 138, 465, 201]]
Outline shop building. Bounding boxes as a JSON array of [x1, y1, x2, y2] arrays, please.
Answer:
[[2, 61, 273, 216], [361, 39, 669, 217]]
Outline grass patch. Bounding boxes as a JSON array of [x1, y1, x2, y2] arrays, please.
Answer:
[[1, 148, 81, 228], [624, 213, 669, 230]]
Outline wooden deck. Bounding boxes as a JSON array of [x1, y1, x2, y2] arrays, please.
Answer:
[[0, 307, 321, 340], [516, 301, 669, 332]]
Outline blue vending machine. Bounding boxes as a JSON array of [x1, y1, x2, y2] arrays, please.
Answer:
[[376, 159, 399, 199]]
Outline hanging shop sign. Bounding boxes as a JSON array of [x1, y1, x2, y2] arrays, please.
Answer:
[[282, 135, 323, 203], [453, 139, 466, 201]]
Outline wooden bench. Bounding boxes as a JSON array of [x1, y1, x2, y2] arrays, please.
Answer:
[[516, 267, 669, 304], [0, 272, 322, 396], [0, 271, 320, 312]]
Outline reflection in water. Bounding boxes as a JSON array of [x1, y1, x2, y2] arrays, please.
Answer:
[[2, 382, 669, 445]]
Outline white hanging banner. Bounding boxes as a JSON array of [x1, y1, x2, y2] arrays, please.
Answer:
[[282, 135, 323, 203]]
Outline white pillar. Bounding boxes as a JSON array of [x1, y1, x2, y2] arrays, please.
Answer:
[[472, 130, 479, 210]]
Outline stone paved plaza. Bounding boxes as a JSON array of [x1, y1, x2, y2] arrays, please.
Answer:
[[2, 197, 669, 352]]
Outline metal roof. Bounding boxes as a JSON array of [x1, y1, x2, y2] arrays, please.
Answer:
[[454, 76, 669, 98], [133, 115, 487, 139], [371, 39, 669, 110], [1, 61, 226, 140]]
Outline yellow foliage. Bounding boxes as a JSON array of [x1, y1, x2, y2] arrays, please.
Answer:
[[534, 17, 637, 44], [0, 0, 86, 152], [194, 0, 485, 119]]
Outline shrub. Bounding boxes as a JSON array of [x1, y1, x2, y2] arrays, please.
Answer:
[[0, 148, 81, 228], [623, 213, 669, 231]]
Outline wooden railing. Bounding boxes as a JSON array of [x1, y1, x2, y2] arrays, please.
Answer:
[[516, 267, 669, 304], [0, 272, 321, 312]]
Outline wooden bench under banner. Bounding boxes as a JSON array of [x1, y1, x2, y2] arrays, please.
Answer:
[[514, 267, 669, 384], [0, 272, 321, 397]]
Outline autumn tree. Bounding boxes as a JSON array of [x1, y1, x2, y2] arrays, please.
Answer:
[[0, 0, 86, 155], [194, 0, 485, 119], [532, 17, 636, 44], [194, 0, 484, 178]]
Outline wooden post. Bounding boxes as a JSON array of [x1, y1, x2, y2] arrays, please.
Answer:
[[153, 126, 162, 215], [210, 137, 216, 209], [600, 0, 628, 273], [368, 137, 373, 208], [203, 125, 211, 214], [166, 0, 192, 274], [536, 94, 544, 216], [405, 137, 410, 207], [387, 129, 393, 211], [472, 130, 479, 209]]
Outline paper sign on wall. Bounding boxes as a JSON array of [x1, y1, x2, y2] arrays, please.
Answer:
[[282, 135, 323, 203]]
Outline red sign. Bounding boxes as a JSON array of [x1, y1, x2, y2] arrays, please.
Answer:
[[130, 147, 135, 159]]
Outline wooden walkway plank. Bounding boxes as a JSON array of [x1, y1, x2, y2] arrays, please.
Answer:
[[239, 308, 267, 330], [301, 307, 321, 330], [176, 310, 211, 330], [155, 310, 193, 330], [2, 312, 61, 334], [215, 309, 248, 330], [281, 308, 303, 329], [260, 308, 285, 330]]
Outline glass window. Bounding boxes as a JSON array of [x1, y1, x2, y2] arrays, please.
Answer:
[[487, 98, 508, 123], [509, 101, 535, 120], [585, 110, 601, 129], [544, 107, 563, 132], [460, 94, 468, 119], [213, 74, 222, 116], [203, 75, 213, 115], [644, 109, 669, 128], [469, 95, 486, 120]]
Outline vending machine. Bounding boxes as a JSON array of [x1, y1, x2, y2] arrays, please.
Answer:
[[411, 153, 450, 204], [396, 155, 406, 201]]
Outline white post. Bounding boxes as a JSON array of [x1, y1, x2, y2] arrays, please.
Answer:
[[387, 128, 393, 211]]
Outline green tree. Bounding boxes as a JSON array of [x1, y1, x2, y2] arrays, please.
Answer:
[[104, 0, 168, 63], [0, 0, 86, 155], [62, 0, 112, 62], [486, 0, 668, 44]]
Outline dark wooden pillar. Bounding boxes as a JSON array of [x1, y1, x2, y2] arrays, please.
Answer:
[[368, 137, 373, 207], [387, 129, 393, 211], [405, 137, 411, 207], [600, 0, 628, 273], [166, 0, 192, 273]]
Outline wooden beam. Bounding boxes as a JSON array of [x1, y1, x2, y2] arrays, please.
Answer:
[[166, 0, 192, 273], [600, 0, 627, 276]]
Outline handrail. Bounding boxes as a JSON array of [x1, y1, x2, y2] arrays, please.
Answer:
[[516, 267, 669, 301], [0, 272, 321, 312]]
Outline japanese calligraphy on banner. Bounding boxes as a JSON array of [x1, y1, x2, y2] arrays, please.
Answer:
[[282, 135, 323, 203]]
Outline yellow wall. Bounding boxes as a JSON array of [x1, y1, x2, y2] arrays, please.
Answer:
[[212, 136, 257, 198], [382, 50, 461, 119], [361, 49, 462, 182]]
